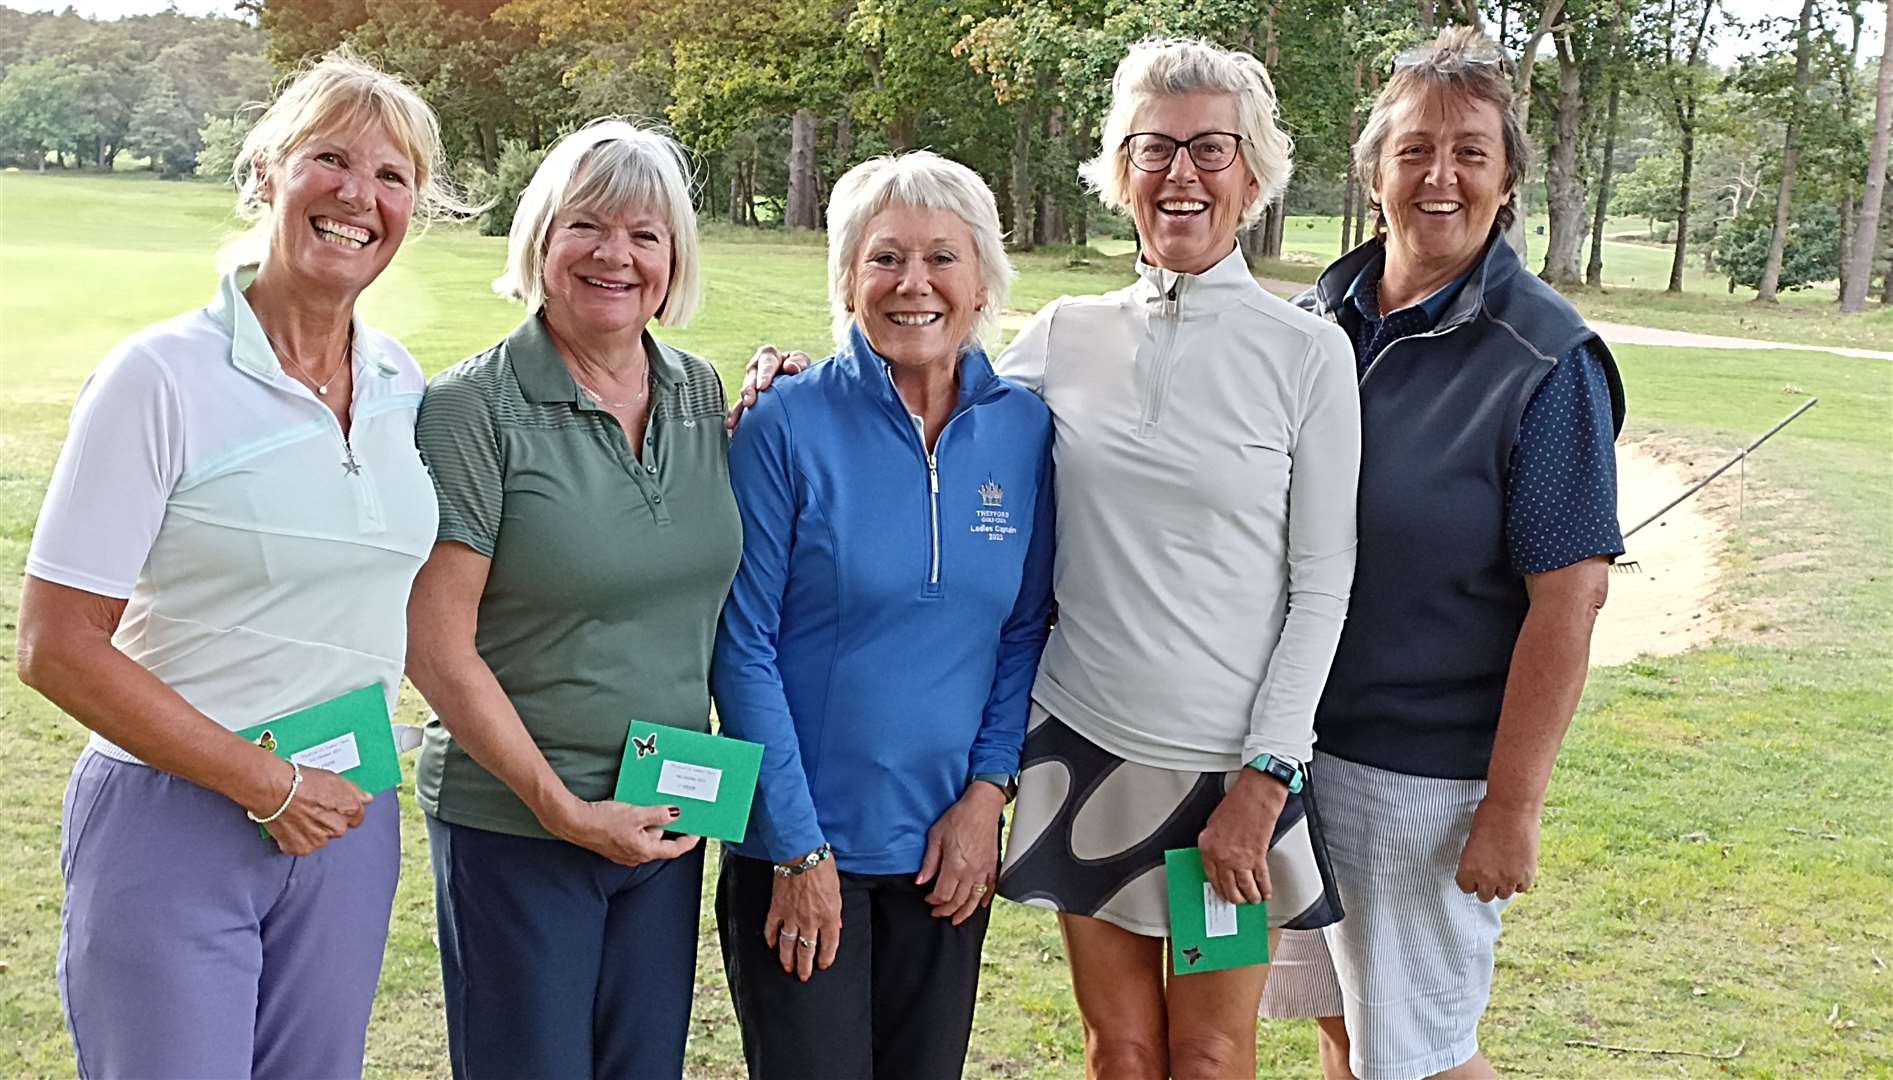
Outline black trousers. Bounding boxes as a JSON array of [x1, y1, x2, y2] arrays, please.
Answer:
[[716, 851, 991, 1080]]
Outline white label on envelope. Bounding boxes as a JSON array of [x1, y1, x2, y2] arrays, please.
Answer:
[[291, 732, 362, 774], [656, 759, 723, 803], [1203, 883, 1238, 938]]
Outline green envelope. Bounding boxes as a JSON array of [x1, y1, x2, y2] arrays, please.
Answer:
[[1165, 847, 1271, 975], [612, 721, 764, 842], [235, 685, 402, 836]]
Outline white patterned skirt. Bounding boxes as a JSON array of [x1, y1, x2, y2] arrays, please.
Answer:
[[997, 706, 1344, 938]]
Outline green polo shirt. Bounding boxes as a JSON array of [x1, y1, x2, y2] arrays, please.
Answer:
[[414, 315, 742, 839]]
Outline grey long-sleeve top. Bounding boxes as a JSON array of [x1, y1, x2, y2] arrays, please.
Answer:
[[996, 246, 1361, 771]]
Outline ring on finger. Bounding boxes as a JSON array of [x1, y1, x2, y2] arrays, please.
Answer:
[[973, 882, 988, 895], [797, 935, 816, 950]]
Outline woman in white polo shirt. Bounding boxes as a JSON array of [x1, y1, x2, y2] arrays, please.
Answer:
[[15, 49, 472, 1079]]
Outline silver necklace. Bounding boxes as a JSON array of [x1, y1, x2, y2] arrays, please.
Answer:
[[273, 327, 352, 396]]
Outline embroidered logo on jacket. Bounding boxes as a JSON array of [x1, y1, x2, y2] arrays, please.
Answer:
[[972, 475, 1016, 542]]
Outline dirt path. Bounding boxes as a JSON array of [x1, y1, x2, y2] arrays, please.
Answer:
[[1246, 276, 1893, 360]]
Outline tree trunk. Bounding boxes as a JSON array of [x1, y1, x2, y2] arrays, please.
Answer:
[[1041, 109, 1066, 246], [1839, 193, 1858, 300], [1757, 0, 1816, 302], [786, 108, 821, 231], [887, 113, 915, 153], [1009, 104, 1036, 251], [1841, 2, 1893, 312], [1669, 123, 1695, 293], [1586, 78, 1622, 287], [1421, 0, 1435, 28], [1341, 168, 1356, 254], [1072, 206, 1087, 248], [1541, 31, 1587, 286], [1505, 0, 1568, 262], [1240, 225, 1263, 267], [835, 114, 855, 165]]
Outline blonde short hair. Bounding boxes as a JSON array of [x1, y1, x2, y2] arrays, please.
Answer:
[[495, 119, 701, 327], [826, 152, 1012, 351], [224, 45, 472, 268], [1355, 27, 1530, 234], [1080, 38, 1293, 229]]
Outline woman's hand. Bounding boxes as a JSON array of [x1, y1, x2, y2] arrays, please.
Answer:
[[723, 345, 810, 430], [765, 858, 843, 980], [917, 783, 1006, 924], [544, 797, 701, 869], [255, 762, 373, 857], [1455, 799, 1540, 902], [1198, 770, 1288, 905]]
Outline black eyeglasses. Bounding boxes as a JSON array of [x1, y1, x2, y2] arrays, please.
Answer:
[[1122, 131, 1244, 173]]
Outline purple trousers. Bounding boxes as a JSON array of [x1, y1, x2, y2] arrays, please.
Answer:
[[58, 749, 400, 1079]]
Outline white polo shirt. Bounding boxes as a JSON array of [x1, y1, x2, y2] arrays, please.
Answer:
[[996, 247, 1361, 772], [26, 268, 439, 764]]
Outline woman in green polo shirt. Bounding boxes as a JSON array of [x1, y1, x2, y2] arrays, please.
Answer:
[[404, 119, 742, 1080]]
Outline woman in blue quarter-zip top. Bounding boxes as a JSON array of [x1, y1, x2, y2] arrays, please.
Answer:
[[711, 151, 1055, 1080]]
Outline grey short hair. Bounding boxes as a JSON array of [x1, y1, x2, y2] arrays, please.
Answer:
[[1354, 27, 1531, 235], [1080, 38, 1293, 229], [825, 151, 1013, 352], [223, 45, 476, 270], [495, 119, 702, 327]]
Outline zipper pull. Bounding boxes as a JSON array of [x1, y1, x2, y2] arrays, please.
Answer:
[[928, 455, 939, 493]]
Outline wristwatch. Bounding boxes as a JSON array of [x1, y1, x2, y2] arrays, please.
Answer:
[[1245, 753, 1304, 794], [971, 771, 1019, 802], [773, 842, 833, 878]]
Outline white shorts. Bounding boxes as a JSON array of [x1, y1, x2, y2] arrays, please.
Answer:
[[1260, 751, 1509, 1080]]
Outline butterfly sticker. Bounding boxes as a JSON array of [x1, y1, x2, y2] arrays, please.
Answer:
[[256, 730, 278, 754], [633, 733, 659, 758], [1181, 946, 1203, 967]]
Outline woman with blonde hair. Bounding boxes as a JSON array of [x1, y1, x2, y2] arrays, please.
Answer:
[[405, 119, 737, 1079], [17, 47, 470, 1077]]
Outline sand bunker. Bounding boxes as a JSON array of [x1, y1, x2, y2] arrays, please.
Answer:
[[1591, 442, 1727, 667]]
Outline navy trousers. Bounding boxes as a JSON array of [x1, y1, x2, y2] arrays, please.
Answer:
[[716, 851, 990, 1080], [426, 815, 704, 1080]]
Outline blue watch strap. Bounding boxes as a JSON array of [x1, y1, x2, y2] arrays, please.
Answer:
[[1245, 753, 1304, 794], [971, 771, 1018, 801]]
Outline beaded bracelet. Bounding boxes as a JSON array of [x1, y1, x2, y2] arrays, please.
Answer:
[[247, 762, 303, 824]]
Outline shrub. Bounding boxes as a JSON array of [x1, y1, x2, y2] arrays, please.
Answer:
[[480, 139, 548, 237]]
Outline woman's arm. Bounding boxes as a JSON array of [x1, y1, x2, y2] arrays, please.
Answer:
[[1203, 325, 1361, 906], [1455, 557, 1609, 901], [18, 577, 369, 854], [1242, 325, 1362, 765], [712, 395, 844, 976], [405, 542, 694, 865], [1457, 343, 1624, 901], [712, 398, 827, 863]]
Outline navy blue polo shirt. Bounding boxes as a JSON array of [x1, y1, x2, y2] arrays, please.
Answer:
[[1336, 254, 1623, 576]]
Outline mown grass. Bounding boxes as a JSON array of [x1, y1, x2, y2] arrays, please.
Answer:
[[3, 173, 1889, 1077]]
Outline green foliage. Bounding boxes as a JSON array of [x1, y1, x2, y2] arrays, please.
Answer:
[[128, 73, 198, 178], [479, 138, 549, 237], [195, 110, 255, 182], [1614, 152, 1683, 222], [1713, 202, 1842, 291]]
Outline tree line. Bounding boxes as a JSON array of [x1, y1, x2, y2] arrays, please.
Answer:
[[5, 0, 1892, 309]]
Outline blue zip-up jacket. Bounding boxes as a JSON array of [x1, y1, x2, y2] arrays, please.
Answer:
[[712, 325, 1056, 874]]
